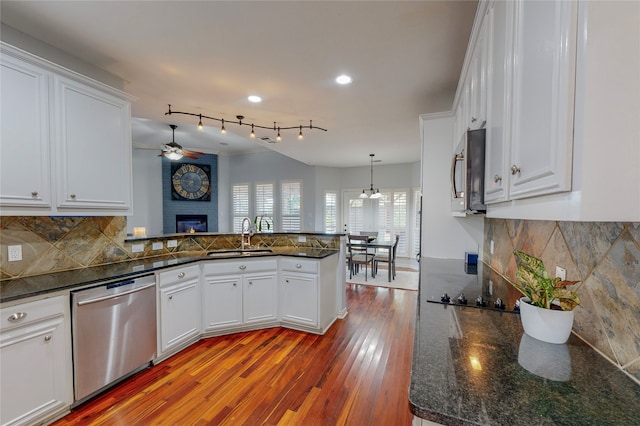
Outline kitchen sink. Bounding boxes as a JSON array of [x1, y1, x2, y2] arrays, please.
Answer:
[[207, 248, 273, 257]]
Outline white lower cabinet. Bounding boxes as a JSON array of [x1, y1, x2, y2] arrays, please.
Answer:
[[157, 265, 201, 359], [279, 256, 338, 334], [202, 259, 278, 334], [0, 296, 73, 426], [281, 262, 319, 328]]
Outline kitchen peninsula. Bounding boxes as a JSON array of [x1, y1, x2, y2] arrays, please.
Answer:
[[410, 258, 640, 425]]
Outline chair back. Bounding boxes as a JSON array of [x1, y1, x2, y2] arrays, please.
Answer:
[[348, 234, 369, 254], [391, 234, 400, 258]]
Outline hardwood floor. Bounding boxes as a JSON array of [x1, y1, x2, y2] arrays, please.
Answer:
[[53, 283, 417, 425]]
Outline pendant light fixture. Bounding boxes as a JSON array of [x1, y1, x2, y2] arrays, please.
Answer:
[[360, 154, 382, 199]]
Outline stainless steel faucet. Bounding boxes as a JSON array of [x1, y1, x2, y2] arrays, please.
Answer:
[[241, 217, 252, 249]]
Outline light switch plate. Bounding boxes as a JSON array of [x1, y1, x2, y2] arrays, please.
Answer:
[[298, 236, 307, 243], [167, 240, 178, 248], [555, 266, 567, 281], [152, 242, 163, 250], [131, 244, 144, 253]]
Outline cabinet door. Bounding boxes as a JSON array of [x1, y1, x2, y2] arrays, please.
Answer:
[[468, 19, 488, 131], [0, 297, 72, 426], [159, 279, 200, 353], [484, 0, 512, 204], [243, 273, 278, 324], [202, 274, 243, 331], [281, 273, 318, 327], [0, 54, 52, 210], [53, 76, 132, 211], [508, 0, 576, 199]]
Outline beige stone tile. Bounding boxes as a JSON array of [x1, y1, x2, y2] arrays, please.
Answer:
[[54, 221, 111, 266], [623, 357, 640, 384], [25, 245, 84, 276], [541, 227, 582, 282], [17, 216, 83, 243], [0, 220, 51, 277], [559, 222, 625, 279], [90, 244, 131, 266], [572, 281, 618, 363], [584, 233, 640, 366], [628, 223, 640, 247], [513, 220, 556, 257]]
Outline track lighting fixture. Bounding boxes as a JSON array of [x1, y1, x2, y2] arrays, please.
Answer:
[[359, 154, 382, 199], [165, 104, 327, 141], [197, 114, 203, 131]]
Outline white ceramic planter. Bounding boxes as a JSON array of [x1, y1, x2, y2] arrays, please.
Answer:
[[518, 297, 575, 344]]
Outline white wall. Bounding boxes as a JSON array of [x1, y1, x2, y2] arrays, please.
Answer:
[[128, 149, 163, 235], [420, 113, 484, 260]]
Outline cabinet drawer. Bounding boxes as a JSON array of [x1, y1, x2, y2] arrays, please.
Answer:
[[280, 258, 318, 274], [157, 264, 200, 288], [203, 259, 277, 276], [0, 296, 67, 331]]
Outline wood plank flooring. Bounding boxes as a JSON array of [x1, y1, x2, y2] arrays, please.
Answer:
[[53, 283, 417, 425]]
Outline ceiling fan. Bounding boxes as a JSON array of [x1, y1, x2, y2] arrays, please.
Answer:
[[159, 124, 205, 160]]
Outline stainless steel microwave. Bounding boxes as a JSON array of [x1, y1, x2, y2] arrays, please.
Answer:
[[451, 128, 486, 214]]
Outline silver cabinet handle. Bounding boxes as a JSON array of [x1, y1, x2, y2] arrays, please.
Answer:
[[239, 265, 247, 270], [286, 279, 289, 283], [511, 165, 521, 175], [178, 272, 185, 278], [31, 191, 38, 198], [296, 264, 302, 269], [8, 312, 27, 322], [249, 281, 253, 285], [44, 335, 52, 342], [471, 117, 477, 123], [169, 295, 173, 300], [70, 194, 76, 199], [494, 175, 502, 183], [233, 282, 237, 287]]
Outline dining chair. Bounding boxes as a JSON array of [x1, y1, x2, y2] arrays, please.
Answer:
[[373, 234, 400, 281], [347, 234, 375, 280]]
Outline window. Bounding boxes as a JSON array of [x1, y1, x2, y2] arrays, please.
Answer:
[[324, 191, 338, 233], [377, 190, 408, 257], [281, 181, 302, 232], [232, 183, 249, 233], [255, 183, 274, 232]]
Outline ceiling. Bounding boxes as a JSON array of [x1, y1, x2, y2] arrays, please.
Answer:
[[1, 1, 477, 167]]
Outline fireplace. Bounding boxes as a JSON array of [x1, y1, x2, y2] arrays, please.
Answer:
[[176, 214, 208, 233]]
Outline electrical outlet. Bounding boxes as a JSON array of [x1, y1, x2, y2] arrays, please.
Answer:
[[152, 242, 163, 250], [555, 266, 567, 281], [8, 245, 22, 262], [131, 244, 144, 253], [490, 240, 495, 255], [298, 236, 307, 243], [167, 240, 178, 248]]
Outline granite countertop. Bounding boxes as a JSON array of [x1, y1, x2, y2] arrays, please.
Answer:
[[0, 247, 338, 305], [410, 258, 640, 425]]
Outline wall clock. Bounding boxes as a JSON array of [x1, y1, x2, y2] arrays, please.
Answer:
[[171, 163, 211, 201]]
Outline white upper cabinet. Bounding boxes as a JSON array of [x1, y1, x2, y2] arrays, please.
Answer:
[[481, 0, 640, 220], [507, 0, 576, 200], [0, 42, 134, 216], [54, 76, 132, 211], [484, 0, 511, 204], [0, 54, 52, 209]]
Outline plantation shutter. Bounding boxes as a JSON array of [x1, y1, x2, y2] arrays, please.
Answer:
[[232, 183, 249, 233], [281, 181, 302, 232]]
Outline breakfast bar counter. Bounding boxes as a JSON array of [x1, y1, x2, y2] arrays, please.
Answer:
[[409, 258, 640, 425]]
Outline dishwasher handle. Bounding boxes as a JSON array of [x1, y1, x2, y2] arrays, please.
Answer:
[[76, 282, 156, 306]]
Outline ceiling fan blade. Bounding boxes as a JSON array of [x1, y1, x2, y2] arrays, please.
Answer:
[[184, 149, 206, 156], [182, 153, 199, 159]]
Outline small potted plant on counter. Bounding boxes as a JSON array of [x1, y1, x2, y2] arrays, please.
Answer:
[[511, 250, 581, 344]]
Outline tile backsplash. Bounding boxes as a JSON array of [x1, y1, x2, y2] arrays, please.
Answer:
[[483, 218, 640, 384], [0, 216, 339, 281]]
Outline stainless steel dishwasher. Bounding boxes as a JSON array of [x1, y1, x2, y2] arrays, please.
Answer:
[[71, 274, 157, 403]]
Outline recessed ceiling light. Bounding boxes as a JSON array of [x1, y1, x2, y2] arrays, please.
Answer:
[[248, 95, 262, 103], [336, 74, 352, 85]]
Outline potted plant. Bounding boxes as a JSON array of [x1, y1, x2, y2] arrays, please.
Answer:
[[511, 250, 581, 344]]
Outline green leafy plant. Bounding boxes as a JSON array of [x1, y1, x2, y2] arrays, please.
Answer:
[[253, 216, 271, 232], [512, 250, 581, 311]]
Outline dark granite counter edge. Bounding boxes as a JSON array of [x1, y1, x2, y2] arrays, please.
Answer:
[[125, 232, 345, 242], [0, 248, 339, 304]]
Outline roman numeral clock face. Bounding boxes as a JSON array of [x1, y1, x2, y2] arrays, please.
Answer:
[[171, 163, 211, 201]]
